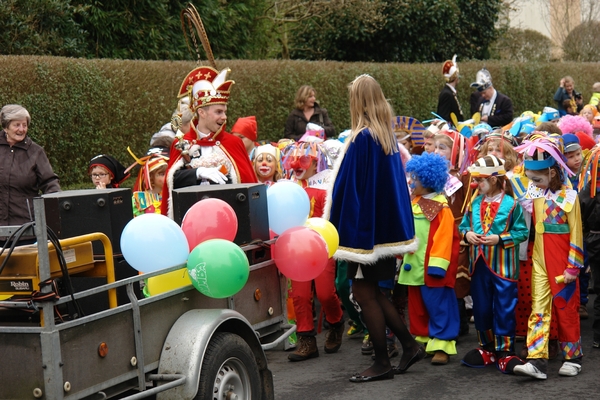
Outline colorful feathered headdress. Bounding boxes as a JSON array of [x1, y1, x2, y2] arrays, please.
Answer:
[[127, 147, 168, 192]]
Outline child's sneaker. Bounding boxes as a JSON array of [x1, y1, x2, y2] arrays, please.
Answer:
[[347, 322, 364, 339], [513, 359, 548, 380], [361, 334, 373, 355], [558, 361, 582, 377]]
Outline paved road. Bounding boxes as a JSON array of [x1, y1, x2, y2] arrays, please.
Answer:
[[266, 295, 599, 400]]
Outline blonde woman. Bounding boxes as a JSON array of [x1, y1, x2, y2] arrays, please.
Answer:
[[324, 75, 421, 383], [284, 85, 335, 140]]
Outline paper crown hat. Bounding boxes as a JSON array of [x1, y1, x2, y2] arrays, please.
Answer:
[[515, 132, 573, 176], [470, 68, 493, 92], [442, 55, 459, 83], [178, 67, 234, 111], [468, 155, 506, 177]]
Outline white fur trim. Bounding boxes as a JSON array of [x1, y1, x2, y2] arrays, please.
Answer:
[[166, 156, 185, 220], [334, 238, 419, 265], [322, 139, 350, 220]]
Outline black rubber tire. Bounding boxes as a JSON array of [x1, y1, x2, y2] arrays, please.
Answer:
[[195, 332, 262, 400]]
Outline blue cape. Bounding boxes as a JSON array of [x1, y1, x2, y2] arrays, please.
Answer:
[[327, 129, 417, 264]]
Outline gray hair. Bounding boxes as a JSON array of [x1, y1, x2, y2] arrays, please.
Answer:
[[177, 103, 194, 125], [1, 104, 31, 129]]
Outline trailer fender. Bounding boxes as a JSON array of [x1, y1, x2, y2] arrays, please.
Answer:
[[156, 309, 273, 400]]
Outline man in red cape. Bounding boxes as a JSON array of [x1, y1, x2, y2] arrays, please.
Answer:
[[162, 66, 257, 218]]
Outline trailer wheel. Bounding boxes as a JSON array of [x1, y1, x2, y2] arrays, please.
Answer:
[[195, 332, 262, 400]]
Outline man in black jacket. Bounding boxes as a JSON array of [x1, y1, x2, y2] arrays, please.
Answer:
[[436, 55, 464, 124], [470, 68, 514, 128]]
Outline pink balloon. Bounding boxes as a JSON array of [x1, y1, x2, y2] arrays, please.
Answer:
[[181, 198, 238, 251], [273, 226, 329, 282]]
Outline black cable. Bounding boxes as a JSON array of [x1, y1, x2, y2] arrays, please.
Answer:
[[0, 222, 35, 275], [45, 227, 85, 319]]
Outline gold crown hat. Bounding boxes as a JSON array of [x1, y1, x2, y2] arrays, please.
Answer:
[[442, 55, 459, 83], [178, 67, 234, 111]]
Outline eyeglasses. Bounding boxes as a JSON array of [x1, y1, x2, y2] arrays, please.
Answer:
[[472, 177, 489, 183], [90, 173, 109, 179]]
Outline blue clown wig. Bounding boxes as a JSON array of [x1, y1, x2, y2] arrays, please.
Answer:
[[405, 153, 449, 193]]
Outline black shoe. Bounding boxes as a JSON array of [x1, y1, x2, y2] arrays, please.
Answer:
[[349, 369, 394, 383], [393, 346, 426, 374]]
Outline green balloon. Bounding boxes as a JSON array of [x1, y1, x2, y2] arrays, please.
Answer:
[[186, 239, 250, 298]]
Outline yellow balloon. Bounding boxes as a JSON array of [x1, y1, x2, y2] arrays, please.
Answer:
[[147, 268, 192, 296], [304, 217, 339, 258]]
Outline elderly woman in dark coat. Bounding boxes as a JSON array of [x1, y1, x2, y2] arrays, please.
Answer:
[[0, 104, 60, 229]]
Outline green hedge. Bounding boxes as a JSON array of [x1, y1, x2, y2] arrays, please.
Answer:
[[1, 56, 599, 187]]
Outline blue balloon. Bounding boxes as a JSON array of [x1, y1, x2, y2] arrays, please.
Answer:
[[120, 214, 189, 273], [267, 181, 310, 235]]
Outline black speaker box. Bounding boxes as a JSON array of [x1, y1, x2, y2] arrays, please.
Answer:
[[43, 189, 133, 256], [171, 184, 270, 245], [42, 189, 141, 306]]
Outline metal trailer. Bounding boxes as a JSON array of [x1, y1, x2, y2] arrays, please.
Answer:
[[0, 198, 294, 399]]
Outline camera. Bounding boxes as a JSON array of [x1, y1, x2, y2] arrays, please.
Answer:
[[574, 93, 583, 100]]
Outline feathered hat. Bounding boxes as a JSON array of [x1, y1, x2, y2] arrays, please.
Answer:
[[442, 55, 459, 83], [470, 68, 493, 92], [127, 147, 168, 192], [178, 67, 234, 111], [178, 4, 234, 111]]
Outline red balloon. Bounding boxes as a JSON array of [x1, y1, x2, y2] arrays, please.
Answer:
[[181, 198, 238, 251], [273, 226, 329, 282]]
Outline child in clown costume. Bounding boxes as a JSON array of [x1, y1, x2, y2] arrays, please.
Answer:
[[282, 139, 345, 362], [252, 144, 281, 186], [433, 129, 472, 336], [512, 133, 584, 379], [459, 155, 528, 373], [399, 152, 459, 365]]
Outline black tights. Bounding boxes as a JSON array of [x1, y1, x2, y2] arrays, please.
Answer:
[[353, 279, 419, 375]]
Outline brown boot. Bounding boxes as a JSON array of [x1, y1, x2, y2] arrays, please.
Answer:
[[324, 321, 345, 354], [431, 351, 449, 365], [288, 336, 319, 361]]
